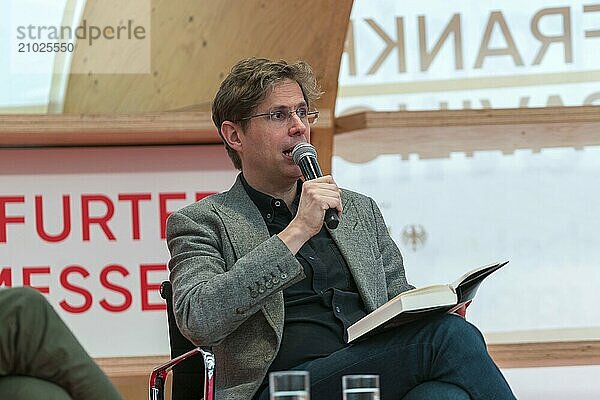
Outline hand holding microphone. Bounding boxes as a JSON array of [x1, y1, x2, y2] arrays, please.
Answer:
[[277, 143, 342, 254], [292, 143, 341, 230]]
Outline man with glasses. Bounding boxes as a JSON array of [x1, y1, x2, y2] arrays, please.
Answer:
[[166, 57, 516, 400]]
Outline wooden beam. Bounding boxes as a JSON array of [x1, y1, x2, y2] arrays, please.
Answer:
[[334, 106, 600, 162], [335, 106, 600, 132], [96, 355, 169, 378], [0, 112, 218, 147], [0, 109, 332, 148], [485, 327, 600, 368], [488, 340, 600, 368]]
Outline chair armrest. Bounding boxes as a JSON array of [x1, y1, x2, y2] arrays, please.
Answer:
[[149, 347, 215, 400]]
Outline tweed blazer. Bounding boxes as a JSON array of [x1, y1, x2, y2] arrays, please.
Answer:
[[166, 175, 413, 400]]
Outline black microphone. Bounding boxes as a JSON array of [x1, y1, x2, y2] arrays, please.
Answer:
[[292, 143, 340, 229]]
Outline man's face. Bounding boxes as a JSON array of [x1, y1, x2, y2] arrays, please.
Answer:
[[238, 79, 311, 185]]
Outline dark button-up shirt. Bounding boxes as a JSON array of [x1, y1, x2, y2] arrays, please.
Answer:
[[240, 175, 367, 373]]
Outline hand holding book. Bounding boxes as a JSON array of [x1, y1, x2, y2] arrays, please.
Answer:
[[449, 299, 472, 318], [346, 261, 509, 343]]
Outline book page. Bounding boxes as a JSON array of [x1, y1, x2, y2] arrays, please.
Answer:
[[450, 262, 504, 289], [400, 284, 457, 310]]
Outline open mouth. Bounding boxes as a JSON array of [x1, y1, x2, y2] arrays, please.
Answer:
[[283, 142, 305, 158]]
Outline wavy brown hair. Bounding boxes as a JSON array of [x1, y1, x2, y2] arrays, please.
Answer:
[[212, 58, 322, 170]]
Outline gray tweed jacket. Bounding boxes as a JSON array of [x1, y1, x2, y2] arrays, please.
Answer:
[[166, 175, 413, 400]]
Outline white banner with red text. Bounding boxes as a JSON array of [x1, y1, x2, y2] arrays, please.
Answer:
[[0, 145, 237, 357]]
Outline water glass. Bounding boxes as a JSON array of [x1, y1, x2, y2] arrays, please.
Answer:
[[342, 374, 380, 400], [269, 370, 310, 400]]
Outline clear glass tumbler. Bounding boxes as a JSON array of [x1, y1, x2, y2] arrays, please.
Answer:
[[342, 374, 380, 400], [269, 370, 310, 400]]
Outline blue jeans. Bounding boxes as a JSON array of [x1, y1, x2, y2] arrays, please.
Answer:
[[255, 314, 515, 400]]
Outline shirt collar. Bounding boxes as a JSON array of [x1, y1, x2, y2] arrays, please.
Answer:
[[240, 173, 302, 219]]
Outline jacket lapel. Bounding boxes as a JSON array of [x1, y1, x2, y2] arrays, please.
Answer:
[[215, 176, 270, 259], [214, 176, 285, 335]]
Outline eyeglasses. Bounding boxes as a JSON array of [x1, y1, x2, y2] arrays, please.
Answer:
[[240, 106, 319, 126]]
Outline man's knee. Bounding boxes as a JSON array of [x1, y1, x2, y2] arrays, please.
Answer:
[[429, 314, 486, 350], [0, 376, 72, 400], [1, 287, 54, 323], [9, 286, 45, 300], [5, 286, 50, 308], [432, 313, 480, 333], [404, 381, 470, 400]]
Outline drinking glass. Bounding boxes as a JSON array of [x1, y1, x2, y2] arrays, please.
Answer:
[[269, 370, 310, 400], [342, 374, 380, 400]]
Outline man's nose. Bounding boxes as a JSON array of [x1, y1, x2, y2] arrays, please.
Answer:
[[288, 113, 306, 136]]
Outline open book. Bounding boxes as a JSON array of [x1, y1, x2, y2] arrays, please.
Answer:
[[347, 261, 509, 343]]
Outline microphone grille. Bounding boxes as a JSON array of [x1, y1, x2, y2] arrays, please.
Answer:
[[292, 142, 317, 164]]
